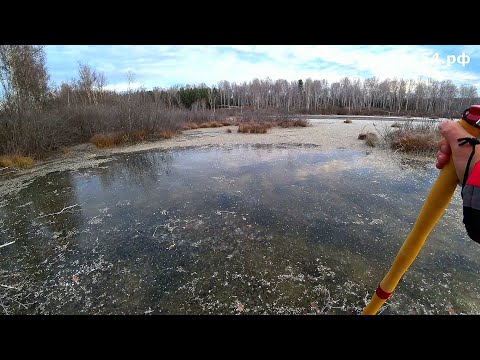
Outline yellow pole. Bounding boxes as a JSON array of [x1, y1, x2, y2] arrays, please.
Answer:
[[362, 119, 480, 315]]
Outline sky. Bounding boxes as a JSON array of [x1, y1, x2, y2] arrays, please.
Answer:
[[44, 45, 480, 92]]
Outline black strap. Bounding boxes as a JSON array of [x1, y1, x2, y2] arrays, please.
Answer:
[[457, 137, 480, 197]]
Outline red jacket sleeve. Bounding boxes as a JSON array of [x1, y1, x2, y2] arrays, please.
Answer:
[[462, 161, 480, 244]]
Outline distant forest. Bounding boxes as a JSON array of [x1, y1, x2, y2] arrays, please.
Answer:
[[56, 68, 478, 117], [1, 45, 478, 157]]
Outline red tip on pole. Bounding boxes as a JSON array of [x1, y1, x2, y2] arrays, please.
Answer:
[[375, 286, 392, 300]]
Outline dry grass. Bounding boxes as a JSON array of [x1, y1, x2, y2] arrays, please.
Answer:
[[13, 156, 35, 168], [210, 121, 223, 128], [238, 122, 273, 134], [59, 146, 70, 155], [236, 116, 309, 134], [132, 130, 147, 141], [0, 155, 34, 168], [277, 119, 309, 128], [390, 132, 437, 153], [365, 132, 378, 147], [90, 133, 125, 148], [158, 129, 175, 139], [344, 119, 352, 123], [90, 128, 179, 148], [0, 156, 14, 167], [376, 119, 440, 154], [198, 121, 223, 128], [181, 121, 232, 129], [180, 122, 199, 130]]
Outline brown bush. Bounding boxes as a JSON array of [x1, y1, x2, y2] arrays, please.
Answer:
[[277, 118, 309, 128], [238, 124, 251, 133], [181, 122, 198, 130], [238, 122, 272, 134], [180, 122, 199, 130], [358, 133, 367, 140], [197, 121, 224, 128], [377, 119, 440, 154], [90, 133, 125, 148], [390, 132, 437, 153], [344, 119, 352, 123], [90, 134, 106, 148], [297, 119, 309, 127], [365, 132, 378, 147]]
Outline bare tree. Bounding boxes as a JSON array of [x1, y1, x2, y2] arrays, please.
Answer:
[[127, 70, 135, 132], [0, 45, 50, 116]]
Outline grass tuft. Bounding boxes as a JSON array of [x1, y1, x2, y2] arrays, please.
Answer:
[[0, 155, 34, 168], [238, 122, 272, 134], [90, 133, 124, 148], [365, 132, 378, 147], [158, 129, 175, 139], [0, 156, 14, 167], [277, 119, 309, 128]]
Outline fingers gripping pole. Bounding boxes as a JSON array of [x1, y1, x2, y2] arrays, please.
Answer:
[[362, 120, 480, 315]]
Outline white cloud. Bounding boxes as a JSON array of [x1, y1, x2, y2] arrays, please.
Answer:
[[136, 45, 480, 86], [47, 45, 480, 91], [105, 82, 143, 92], [222, 45, 479, 83]]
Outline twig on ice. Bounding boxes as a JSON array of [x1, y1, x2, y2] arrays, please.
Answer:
[[37, 203, 83, 218], [0, 241, 15, 249], [1, 284, 20, 290]]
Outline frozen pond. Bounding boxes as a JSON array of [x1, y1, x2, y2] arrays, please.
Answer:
[[0, 144, 479, 314]]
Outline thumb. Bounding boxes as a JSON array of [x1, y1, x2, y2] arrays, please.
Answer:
[[438, 120, 479, 183]]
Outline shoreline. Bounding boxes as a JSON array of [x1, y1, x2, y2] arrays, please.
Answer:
[[301, 114, 448, 122], [0, 119, 436, 199]]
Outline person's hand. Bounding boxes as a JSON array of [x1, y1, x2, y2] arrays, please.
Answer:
[[436, 120, 480, 183]]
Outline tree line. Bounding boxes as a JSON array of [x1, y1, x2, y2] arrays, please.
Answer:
[[1, 45, 479, 157], [180, 77, 477, 117]]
